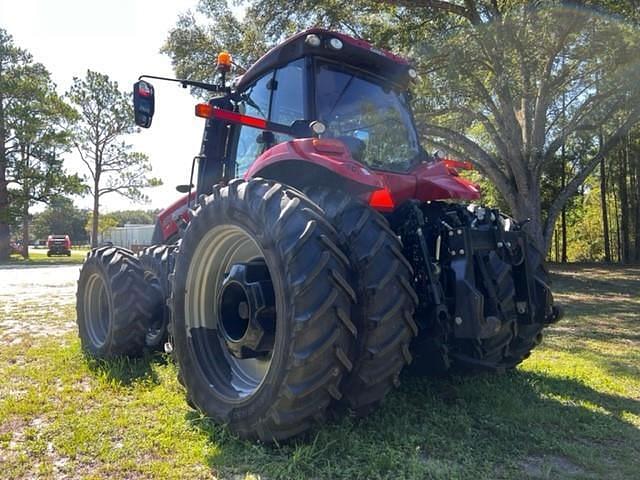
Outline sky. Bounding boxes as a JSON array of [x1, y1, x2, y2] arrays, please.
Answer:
[[0, 0, 243, 212]]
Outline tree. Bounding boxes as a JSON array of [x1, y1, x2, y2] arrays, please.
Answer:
[[85, 211, 118, 244], [6, 63, 84, 257], [32, 197, 90, 244], [0, 28, 31, 261], [381, 1, 640, 251], [67, 70, 162, 247], [164, 1, 640, 253], [108, 209, 158, 226]]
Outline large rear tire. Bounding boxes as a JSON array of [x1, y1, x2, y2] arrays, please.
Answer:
[[305, 187, 417, 414], [138, 244, 177, 350], [171, 179, 356, 441], [76, 246, 153, 358]]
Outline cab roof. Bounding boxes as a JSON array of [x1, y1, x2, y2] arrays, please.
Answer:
[[235, 28, 413, 91]]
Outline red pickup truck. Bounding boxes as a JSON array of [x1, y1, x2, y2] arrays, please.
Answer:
[[47, 235, 72, 257]]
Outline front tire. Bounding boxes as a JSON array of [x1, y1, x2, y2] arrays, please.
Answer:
[[76, 247, 153, 357], [171, 179, 356, 441]]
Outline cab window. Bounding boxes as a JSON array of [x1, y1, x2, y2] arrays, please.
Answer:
[[234, 72, 273, 176], [233, 58, 307, 176], [270, 58, 306, 144]]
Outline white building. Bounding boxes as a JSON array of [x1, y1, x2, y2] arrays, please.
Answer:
[[100, 224, 155, 251]]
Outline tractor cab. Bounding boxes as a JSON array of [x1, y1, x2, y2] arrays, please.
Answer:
[[134, 28, 479, 243], [226, 30, 422, 177]]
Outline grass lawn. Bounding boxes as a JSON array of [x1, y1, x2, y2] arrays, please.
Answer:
[[0, 265, 638, 479], [7, 248, 89, 265]]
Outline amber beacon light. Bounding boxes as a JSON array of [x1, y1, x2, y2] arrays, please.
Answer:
[[217, 51, 232, 72]]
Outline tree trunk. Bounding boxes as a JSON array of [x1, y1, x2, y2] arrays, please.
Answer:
[[21, 201, 29, 259], [635, 147, 640, 263], [91, 188, 99, 248], [618, 143, 630, 264], [20, 146, 29, 259], [91, 144, 101, 248], [0, 86, 9, 262], [512, 183, 545, 253], [600, 155, 611, 263], [561, 143, 567, 263], [612, 181, 621, 263]]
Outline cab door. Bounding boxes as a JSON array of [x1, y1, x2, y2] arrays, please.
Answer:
[[230, 58, 308, 177]]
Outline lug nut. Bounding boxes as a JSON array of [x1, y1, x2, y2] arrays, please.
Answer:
[[454, 316, 463, 325], [459, 249, 465, 255], [456, 229, 462, 235], [497, 241, 504, 248]]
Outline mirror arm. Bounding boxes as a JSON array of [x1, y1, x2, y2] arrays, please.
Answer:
[[138, 75, 231, 94]]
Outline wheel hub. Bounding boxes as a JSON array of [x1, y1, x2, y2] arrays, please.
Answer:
[[217, 261, 276, 359]]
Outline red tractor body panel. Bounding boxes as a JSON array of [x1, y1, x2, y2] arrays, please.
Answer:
[[156, 148, 481, 243], [369, 161, 481, 210], [244, 138, 384, 191], [309, 28, 410, 66], [246, 139, 480, 208], [156, 191, 196, 242]]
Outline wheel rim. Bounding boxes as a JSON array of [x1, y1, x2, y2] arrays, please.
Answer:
[[84, 273, 110, 348], [185, 224, 276, 402]]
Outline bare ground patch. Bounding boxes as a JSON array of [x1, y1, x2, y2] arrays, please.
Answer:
[[519, 455, 586, 478], [0, 264, 79, 346]]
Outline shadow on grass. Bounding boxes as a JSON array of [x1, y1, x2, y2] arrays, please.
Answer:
[[184, 369, 640, 480], [83, 350, 168, 387], [550, 268, 640, 297]]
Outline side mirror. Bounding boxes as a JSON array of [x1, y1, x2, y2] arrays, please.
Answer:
[[133, 80, 155, 128]]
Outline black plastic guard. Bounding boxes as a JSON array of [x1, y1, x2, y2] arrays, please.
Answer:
[[447, 227, 502, 339]]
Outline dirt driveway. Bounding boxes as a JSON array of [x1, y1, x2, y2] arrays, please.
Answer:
[[0, 264, 79, 345]]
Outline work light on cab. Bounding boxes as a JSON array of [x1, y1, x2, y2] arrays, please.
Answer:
[[305, 34, 321, 47]]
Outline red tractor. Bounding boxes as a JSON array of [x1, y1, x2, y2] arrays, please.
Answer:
[[76, 29, 561, 441]]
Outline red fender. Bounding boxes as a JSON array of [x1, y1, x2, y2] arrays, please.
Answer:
[[157, 156, 480, 239], [244, 138, 384, 192], [412, 160, 481, 202], [370, 160, 481, 210]]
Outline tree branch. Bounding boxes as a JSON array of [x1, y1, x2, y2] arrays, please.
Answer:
[[376, 0, 477, 23], [74, 142, 95, 179]]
